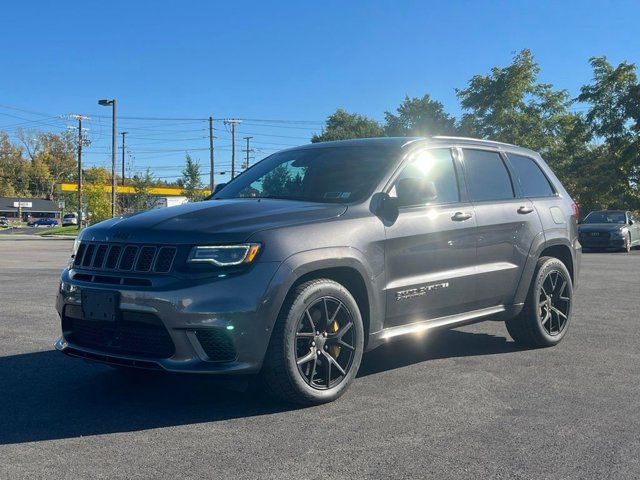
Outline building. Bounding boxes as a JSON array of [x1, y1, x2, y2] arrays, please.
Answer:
[[0, 197, 61, 221]]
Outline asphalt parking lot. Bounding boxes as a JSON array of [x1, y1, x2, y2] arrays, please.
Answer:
[[1, 238, 639, 479]]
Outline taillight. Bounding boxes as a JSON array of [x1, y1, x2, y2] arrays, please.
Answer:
[[571, 202, 579, 220]]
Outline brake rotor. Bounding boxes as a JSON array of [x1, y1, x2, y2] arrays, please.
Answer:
[[328, 320, 341, 359]]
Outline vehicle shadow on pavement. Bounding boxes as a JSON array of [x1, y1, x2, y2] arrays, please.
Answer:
[[0, 329, 521, 444], [358, 328, 523, 377]]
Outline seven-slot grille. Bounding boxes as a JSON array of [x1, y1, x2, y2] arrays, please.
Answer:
[[74, 242, 177, 273]]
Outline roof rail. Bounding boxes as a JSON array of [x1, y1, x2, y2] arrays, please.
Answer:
[[431, 136, 518, 148]]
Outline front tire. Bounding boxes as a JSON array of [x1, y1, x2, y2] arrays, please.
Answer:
[[506, 256, 573, 348], [262, 279, 364, 405]]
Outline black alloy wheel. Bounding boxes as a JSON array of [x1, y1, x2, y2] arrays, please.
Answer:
[[294, 296, 357, 390], [262, 278, 364, 405], [505, 256, 573, 348], [537, 269, 571, 336]]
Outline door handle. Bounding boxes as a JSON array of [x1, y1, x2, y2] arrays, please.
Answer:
[[517, 206, 534, 214], [451, 211, 472, 221]]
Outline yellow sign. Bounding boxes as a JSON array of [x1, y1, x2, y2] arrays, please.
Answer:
[[58, 183, 211, 196]]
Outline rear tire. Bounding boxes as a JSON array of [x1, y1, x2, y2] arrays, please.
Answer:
[[262, 279, 364, 405], [622, 233, 631, 253], [506, 256, 573, 348]]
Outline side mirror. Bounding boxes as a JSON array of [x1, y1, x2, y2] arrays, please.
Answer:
[[205, 183, 227, 200], [212, 182, 227, 195], [372, 192, 399, 223]]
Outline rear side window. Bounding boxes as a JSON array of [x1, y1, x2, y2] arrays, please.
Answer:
[[508, 153, 555, 197], [462, 149, 514, 202]]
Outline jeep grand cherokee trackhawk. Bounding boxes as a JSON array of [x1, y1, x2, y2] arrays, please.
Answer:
[[56, 137, 581, 405]]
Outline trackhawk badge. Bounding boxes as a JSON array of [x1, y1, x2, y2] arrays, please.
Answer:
[[396, 282, 450, 301]]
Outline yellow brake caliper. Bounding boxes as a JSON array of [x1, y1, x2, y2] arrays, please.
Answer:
[[328, 320, 341, 359]]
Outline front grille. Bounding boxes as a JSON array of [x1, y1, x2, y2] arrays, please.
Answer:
[[74, 242, 177, 274], [581, 231, 610, 239], [63, 305, 175, 358], [195, 329, 237, 362]]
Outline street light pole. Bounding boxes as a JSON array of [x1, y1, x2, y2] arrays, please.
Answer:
[[99, 98, 117, 217]]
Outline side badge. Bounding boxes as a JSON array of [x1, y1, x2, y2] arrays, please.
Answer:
[[396, 282, 449, 301]]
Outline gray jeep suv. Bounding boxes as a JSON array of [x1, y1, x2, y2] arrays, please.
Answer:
[[56, 137, 581, 405]]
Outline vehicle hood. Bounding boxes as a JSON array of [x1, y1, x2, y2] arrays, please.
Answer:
[[81, 199, 347, 244], [578, 223, 627, 233]]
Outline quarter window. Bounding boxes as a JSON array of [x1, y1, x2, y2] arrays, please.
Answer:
[[462, 149, 514, 202], [508, 153, 555, 197], [390, 149, 459, 207]]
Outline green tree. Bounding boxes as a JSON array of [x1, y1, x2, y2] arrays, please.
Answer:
[[16, 129, 84, 200], [457, 49, 576, 150], [456, 49, 596, 210], [384, 94, 457, 136], [577, 57, 640, 211], [83, 167, 112, 224], [27, 156, 53, 197], [121, 169, 156, 213], [311, 108, 384, 143], [0, 132, 27, 196], [179, 154, 205, 202]]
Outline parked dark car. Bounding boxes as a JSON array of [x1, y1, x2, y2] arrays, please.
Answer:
[[56, 137, 580, 405], [28, 218, 58, 227], [578, 210, 640, 252], [0, 216, 9, 227]]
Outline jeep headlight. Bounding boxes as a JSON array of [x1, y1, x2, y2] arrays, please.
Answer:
[[72, 236, 81, 257], [187, 243, 261, 267]]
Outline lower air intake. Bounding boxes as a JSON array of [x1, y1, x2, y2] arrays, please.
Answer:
[[194, 329, 237, 362]]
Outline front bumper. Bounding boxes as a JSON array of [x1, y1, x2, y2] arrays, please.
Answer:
[[56, 262, 285, 374], [578, 235, 625, 249]]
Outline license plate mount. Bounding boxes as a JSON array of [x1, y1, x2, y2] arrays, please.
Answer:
[[81, 289, 120, 322]]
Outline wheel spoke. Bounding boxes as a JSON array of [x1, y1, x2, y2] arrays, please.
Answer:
[[323, 351, 346, 376], [330, 302, 342, 322], [328, 321, 353, 339], [325, 355, 332, 387], [308, 356, 318, 383], [323, 298, 331, 329], [305, 310, 315, 332], [551, 306, 568, 320], [296, 350, 316, 366], [338, 339, 355, 351], [296, 332, 315, 338], [540, 285, 550, 301], [541, 308, 551, 326], [557, 280, 567, 298]]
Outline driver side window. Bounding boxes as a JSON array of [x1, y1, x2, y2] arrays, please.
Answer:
[[390, 149, 459, 207]]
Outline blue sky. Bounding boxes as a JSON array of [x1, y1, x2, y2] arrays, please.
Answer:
[[1, 0, 639, 184]]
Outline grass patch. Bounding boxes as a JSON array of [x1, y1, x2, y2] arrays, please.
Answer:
[[38, 225, 82, 237]]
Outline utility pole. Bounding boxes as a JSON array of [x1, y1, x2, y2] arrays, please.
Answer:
[[224, 119, 242, 179], [69, 114, 89, 230], [121, 131, 128, 186], [242, 136, 254, 170], [208, 116, 215, 190]]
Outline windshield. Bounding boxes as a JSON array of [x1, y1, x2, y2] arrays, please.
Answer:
[[583, 211, 626, 224], [214, 146, 398, 203]]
